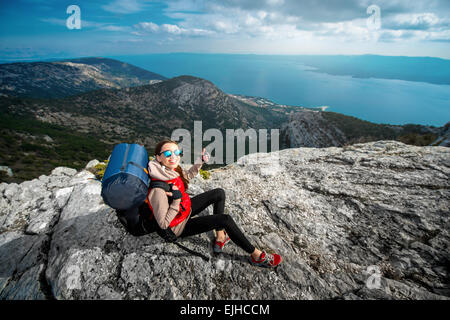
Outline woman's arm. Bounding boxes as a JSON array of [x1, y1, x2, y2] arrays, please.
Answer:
[[182, 162, 203, 181], [148, 188, 181, 229], [182, 148, 208, 181]]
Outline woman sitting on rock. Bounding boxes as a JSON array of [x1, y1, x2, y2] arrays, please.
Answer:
[[147, 139, 282, 268]]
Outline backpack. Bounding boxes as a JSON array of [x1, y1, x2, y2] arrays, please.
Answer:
[[101, 143, 149, 210]]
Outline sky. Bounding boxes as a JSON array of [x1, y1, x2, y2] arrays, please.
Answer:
[[1, 0, 450, 61]]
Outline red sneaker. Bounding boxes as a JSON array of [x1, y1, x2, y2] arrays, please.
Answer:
[[249, 251, 282, 268], [213, 231, 231, 253]]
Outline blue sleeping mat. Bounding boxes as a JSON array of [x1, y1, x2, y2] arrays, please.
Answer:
[[101, 143, 149, 210]]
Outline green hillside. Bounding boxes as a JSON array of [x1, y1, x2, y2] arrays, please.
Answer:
[[322, 111, 438, 146], [0, 113, 112, 183]]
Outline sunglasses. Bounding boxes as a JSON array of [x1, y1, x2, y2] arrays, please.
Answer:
[[158, 149, 183, 158]]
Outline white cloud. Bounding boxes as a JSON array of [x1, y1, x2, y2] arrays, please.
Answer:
[[257, 11, 268, 20], [385, 13, 448, 30], [37, 0, 444, 57], [101, 0, 149, 14], [244, 14, 260, 27], [136, 22, 160, 32], [41, 17, 128, 32], [135, 21, 214, 37], [99, 25, 130, 32], [213, 20, 239, 34], [40, 18, 67, 27], [161, 24, 182, 34], [161, 4, 303, 39], [162, 0, 450, 46]]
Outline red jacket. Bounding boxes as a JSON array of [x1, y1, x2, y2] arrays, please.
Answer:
[[145, 159, 202, 236], [147, 176, 191, 227]]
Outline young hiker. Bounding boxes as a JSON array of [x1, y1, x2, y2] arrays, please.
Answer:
[[146, 139, 282, 268]]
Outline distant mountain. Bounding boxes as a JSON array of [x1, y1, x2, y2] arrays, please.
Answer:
[[0, 75, 291, 148], [290, 55, 450, 85], [0, 57, 167, 98], [0, 58, 446, 183]]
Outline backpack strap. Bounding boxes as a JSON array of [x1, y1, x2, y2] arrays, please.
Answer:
[[120, 144, 131, 172], [149, 180, 171, 192], [173, 242, 210, 262]]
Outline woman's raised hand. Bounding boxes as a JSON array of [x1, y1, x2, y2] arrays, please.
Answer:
[[201, 148, 210, 163]]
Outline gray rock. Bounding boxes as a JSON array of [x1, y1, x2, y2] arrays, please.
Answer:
[[0, 140, 449, 300], [26, 205, 59, 235], [0, 232, 49, 299], [85, 159, 100, 170], [3, 183, 19, 201], [0, 264, 47, 299], [51, 167, 77, 177]]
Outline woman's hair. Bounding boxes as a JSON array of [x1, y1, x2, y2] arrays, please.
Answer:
[[154, 139, 189, 190]]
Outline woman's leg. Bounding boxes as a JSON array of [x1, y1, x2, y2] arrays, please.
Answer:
[[184, 188, 280, 265], [184, 188, 255, 253], [180, 213, 256, 254], [189, 188, 227, 240], [189, 188, 225, 218]]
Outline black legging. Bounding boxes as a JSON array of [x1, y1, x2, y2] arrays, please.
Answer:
[[180, 188, 256, 254]]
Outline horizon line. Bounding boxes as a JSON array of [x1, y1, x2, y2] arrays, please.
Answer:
[[1, 52, 450, 64]]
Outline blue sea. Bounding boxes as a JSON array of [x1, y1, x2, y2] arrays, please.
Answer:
[[107, 53, 450, 127]]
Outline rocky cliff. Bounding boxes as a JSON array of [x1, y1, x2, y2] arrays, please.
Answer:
[[280, 109, 348, 148], [281, 110, 448, 149], [0, 141, 449, 300], [431, 122, 450, 147]]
